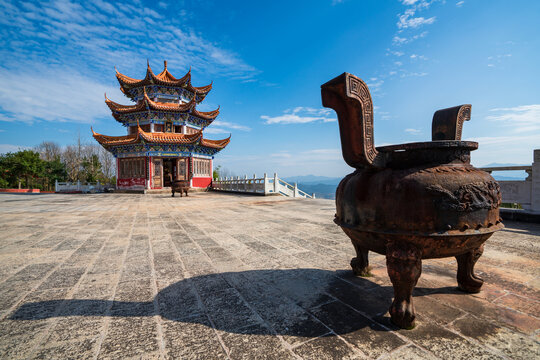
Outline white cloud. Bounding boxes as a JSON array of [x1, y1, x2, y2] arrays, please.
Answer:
[[486, 105, 540, 133], [270, 151, 292, 158], [367, 78, 384, 92], [456, 1, 465, 7], [405, 128, 422, 134], [0, 0, 258, 81], [0, 144, 29, 154], [387, 50, 405, 57], [204, 120, 249, 135], [486, 53, 512, 68], [410, 54, 427, 60], [204, 128, 231, 135], [401, 0, 420, 5], [400, 71, 428, 77], [0, 66, 118, 124], [397, 9, 436, 29], [211, 120, 250, 132], [466, 135, 538, 167], [262, 107, 336, 125], [392, 31, 428, 45], [393, 36, 408, 45]]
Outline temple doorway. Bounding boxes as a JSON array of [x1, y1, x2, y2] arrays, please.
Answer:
[[163, 158, 176, 187]]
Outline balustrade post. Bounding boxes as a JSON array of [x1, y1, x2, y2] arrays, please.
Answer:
[[274, 173, 278, 194], [532, 149, 540, 212], [264, 173, 270, 195], [312, 193, 316, 199], [294, 182, 299, 198], [55, 179, 58, 192]]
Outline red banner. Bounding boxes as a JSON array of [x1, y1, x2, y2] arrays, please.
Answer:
[[118, 178, 146, 189]]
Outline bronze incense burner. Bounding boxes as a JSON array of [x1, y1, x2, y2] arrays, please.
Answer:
[[321, 73, 503, 329]]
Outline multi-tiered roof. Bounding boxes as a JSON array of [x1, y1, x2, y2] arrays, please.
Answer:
[[93, 61, 230, 158]]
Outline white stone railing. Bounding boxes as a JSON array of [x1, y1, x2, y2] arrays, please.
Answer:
[[480, 149, 539, 213], [212, 173, 315, 199], [55, 180, 110, 193]]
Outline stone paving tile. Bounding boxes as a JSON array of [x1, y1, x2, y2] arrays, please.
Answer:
[[453, 315, 540, 359], [292, 334, 362, 360], [0, 192, 539, 359], [218, 324, 296, 360], [97, 317, 160, 359], [310, 300, 405, 358], [161, 317, 228, 359]]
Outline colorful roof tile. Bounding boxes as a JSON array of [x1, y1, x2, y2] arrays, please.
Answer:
[[92, 126, 230, 150], [115, 60, 212, 97], [105, 89, 219, 121]]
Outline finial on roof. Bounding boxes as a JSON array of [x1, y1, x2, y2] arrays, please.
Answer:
[[164, 60, 167, 69]]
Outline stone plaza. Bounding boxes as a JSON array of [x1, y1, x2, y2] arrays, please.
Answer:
[[0, 192, 538, 359]]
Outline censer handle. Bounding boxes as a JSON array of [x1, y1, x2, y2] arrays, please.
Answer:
[[432, 104, 472, 141], [321, 73, 385, 169]]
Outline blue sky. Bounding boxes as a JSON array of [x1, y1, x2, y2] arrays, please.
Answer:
[[0, 0, 538, 178]]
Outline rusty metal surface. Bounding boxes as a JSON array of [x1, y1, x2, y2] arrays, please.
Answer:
[[432, 104, 471, 141], [321, 72, 503, 330]]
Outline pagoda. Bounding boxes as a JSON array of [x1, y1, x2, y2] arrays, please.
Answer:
[[92, 60, 230, 190]]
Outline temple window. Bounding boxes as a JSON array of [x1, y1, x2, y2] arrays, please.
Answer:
[[118, 158, 146, 179], [193, 158, 211, 177], [185, 126, 198, 134], [154, 124, 164, 132]]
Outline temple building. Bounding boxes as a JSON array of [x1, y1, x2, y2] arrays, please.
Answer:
[[92, 61, 230, 190]]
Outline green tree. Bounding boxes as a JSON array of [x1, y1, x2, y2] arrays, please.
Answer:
[[43, 158, 67, 190], [81, 154, 102, 183], [213, 165, 221, 180], [1, 150, 45, 189]]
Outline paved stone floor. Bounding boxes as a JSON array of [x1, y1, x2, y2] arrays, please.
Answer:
[[0, 192, 538, 359]]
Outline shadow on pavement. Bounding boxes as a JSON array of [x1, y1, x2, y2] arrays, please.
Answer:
[[10, 268, 468, 336]]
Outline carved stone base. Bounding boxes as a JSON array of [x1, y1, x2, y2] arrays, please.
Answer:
[[456, 245, 484, 293], [350, 243, 371, 277], [386, 242, 422, 329]]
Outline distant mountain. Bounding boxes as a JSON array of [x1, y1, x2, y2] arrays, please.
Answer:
[[492, 175, 528, 181], [478, 162, 529, 181], [283, 175, 341, 199], [283, 175, 342, 185], [480, 162, 528, 167], [296, 183, 338, 200]]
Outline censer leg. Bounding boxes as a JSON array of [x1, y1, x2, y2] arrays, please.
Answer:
[[386, 242, 422, 329], [455, 244, 484, 293], [350, 242, 371, 277]]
